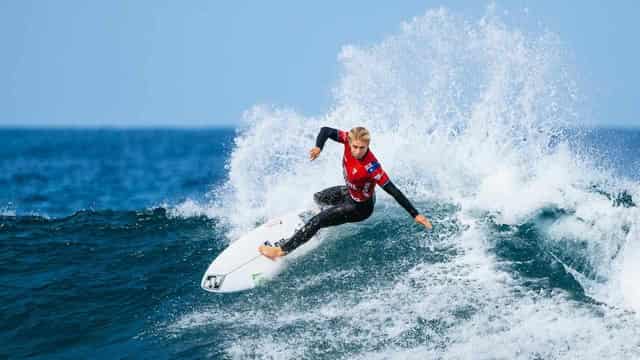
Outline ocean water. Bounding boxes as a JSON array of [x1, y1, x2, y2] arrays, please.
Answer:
[[3, 8, 640, 360]]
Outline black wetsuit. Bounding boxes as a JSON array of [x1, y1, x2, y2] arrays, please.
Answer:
[[280, 127, 420, 253]]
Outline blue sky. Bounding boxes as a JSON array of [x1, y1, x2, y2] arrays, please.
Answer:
[[0, 1, 638, 127]]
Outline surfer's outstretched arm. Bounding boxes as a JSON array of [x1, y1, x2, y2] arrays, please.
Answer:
[[381, 181, 432, 229], [315, 127, 341, 149], [310, 127, 342, 160]]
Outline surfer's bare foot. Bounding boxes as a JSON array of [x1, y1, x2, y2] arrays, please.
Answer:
[[258, 245, 285, 260]]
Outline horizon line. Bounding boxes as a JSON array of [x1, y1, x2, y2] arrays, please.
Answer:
[[0, 124, 237, 130]]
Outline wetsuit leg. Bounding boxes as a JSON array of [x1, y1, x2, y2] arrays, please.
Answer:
[[313, 186, 349, 207], [280, 196, 375, 253]]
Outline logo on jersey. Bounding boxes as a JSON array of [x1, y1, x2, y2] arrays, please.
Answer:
[[373, 173, 382, 181], [365, 161, 380, 174], [352, 168, 358, 175]]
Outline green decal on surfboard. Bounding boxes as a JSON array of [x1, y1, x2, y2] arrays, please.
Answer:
[[252, 272, 265, 286]]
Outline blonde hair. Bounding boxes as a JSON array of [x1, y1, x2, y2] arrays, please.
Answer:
[[348, 126, 371, 143]]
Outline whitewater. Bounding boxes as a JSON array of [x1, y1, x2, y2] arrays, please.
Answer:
[[175, 7, 640, 359]]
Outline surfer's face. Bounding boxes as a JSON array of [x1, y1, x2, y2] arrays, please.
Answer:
[[350, 140, 369, 160]]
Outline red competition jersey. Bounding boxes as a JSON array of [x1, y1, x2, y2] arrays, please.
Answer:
[[337, 130, 390, 202]]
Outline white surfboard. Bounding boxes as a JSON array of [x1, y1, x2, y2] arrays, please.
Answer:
[[201, 210, 314, 293]]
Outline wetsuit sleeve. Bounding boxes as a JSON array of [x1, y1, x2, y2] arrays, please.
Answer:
[[381, 181, 420, 218], [315, 127, 347, 149]]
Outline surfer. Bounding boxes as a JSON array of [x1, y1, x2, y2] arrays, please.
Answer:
[[259, 126, 432, 259]]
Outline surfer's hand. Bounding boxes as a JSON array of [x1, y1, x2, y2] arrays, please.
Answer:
[[415, 214, 432, 230], [309, 147, 321, 161], [259, 245, 285, 260]]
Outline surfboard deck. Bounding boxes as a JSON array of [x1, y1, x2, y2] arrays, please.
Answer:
[[201, 210, 315, 293]]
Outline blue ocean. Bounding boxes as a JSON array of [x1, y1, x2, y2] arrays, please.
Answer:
[[3, 9, 640, 360]]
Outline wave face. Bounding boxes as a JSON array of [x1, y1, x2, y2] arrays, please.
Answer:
[[202, 7, 640, 359], [2, 7, 640, 360]]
